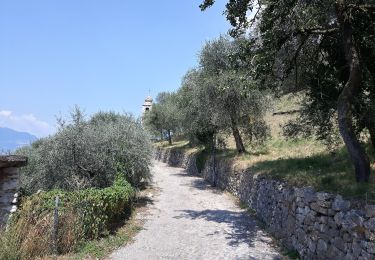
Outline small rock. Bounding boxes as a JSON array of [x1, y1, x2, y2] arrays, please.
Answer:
[[307, 238, 316, 253], [316, 192, 333, 208], [10, 205, 17, 213], [366, 205, 375, 218], [317, 239, 328, 254], [311, 202, 328, 215], [335, 211, 344, 225], [365, 230, 375, 241], [304, 211, 317, 226], [364, 218, 375, 231], [296, 206, 310, 215], [328, 217, 338, 228], [336, 210, 364, 230], [353, 241, 362, 257], [343, 253, 354, 260], [332, 195, 351, 211], [317, 192, 333, 201], [327, 227, 339, 237], [327, 245, 345, 259], [333, 237, 345, 251], [327, 209, 336, 216], [363, 241, 375, 254], [359, 249, 374, 259], [313, 223, 328, 233], [319, 216, 328, 224]]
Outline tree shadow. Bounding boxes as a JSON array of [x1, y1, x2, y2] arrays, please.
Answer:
[[171, 172, 193, 178], [134, 195, 155, 208], [173, 172, 224, 194], [173, 209, 276, 255]]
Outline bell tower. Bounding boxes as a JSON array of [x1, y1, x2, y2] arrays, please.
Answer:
[[142, 96, 153, 113]]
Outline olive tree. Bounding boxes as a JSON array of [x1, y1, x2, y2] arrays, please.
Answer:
[[200, 0, 375, 182], [142, 92, 181, 145], [17, 108, 153, 194], [198, 36, 270, 153]]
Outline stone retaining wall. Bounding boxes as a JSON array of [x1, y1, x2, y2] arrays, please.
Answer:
[[0, 168, 19, 227], [155, 147, 375, 259], [0, 155, 27, 227]]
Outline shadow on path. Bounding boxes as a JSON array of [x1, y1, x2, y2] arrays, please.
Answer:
[[174, 209, 263, 248], [172, 173, 223, 194]]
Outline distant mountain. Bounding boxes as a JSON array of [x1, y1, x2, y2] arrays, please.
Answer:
[[0, 127, 37, 152]]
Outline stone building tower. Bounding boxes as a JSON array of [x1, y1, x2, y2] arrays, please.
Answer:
[[142, 96, 153, 113]]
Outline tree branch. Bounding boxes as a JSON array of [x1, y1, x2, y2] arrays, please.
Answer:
[[294, 27, 339, 36], [347, 4, 375, 11]]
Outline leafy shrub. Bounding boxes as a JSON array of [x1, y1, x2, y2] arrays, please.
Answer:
[[0, 175, 135, 259], [17, 108, 152, 194]]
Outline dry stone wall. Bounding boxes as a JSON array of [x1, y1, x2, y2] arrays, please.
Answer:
[[0, 168, 19, 227], [0, 155, 27, 227], [155, 147, 375, 259]]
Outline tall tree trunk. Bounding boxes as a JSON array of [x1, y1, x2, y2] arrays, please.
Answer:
[[337, 4, 371, 182], [230, 117, 246, 154], [167, 129, 172, 145]]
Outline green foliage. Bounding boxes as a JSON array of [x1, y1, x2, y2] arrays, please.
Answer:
[[74, 223, 142, 259], [284, 249, 300, 259], [198, 36, 271, 149], [195, 149, 210, 173], [147, 36, 270, 153], [16, 108, 152, 194], [0, 175, 135, 259], [200, 0, 375, 181]]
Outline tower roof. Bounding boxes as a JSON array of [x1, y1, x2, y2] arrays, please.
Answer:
[[143, 96, 153, 108], [145, 96, 153, 102]]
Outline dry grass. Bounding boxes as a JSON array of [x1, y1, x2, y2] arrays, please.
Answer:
[[220, 103, 375, 201]]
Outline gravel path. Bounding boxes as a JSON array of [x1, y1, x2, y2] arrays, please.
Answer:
[[109, 160, 282, 260]]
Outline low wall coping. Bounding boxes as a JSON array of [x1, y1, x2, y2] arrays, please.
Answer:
[[0, 155, 28, 169]]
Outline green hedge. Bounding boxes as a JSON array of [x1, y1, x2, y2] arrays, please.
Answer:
[[0, 175, 135, 259]]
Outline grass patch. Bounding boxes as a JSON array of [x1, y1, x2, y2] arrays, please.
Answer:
[[188, 134, 375, 201], [250, 143, 375, 202], [283, 249, 300, 259], [238, 201, 248, 209], [210, 131, 375, 201], [66, 216, 142, 259]]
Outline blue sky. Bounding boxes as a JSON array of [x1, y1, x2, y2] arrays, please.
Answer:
[[0, 0, 230, 137]]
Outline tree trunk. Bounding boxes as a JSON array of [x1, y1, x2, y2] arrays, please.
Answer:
[[367, 123, 375, 149], [230, 117, 246, 154], [167, 129, 172, 145], [337, 4, 371, 182]]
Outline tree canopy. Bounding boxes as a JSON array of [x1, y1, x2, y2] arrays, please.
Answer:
[[144, 36, 270, 153], [200, 0, 375, 182]]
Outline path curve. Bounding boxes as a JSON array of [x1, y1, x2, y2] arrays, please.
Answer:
[[109, 160, 281, 260]]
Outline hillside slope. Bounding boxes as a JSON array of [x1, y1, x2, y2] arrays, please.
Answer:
[[0, 127, 37, 152]]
